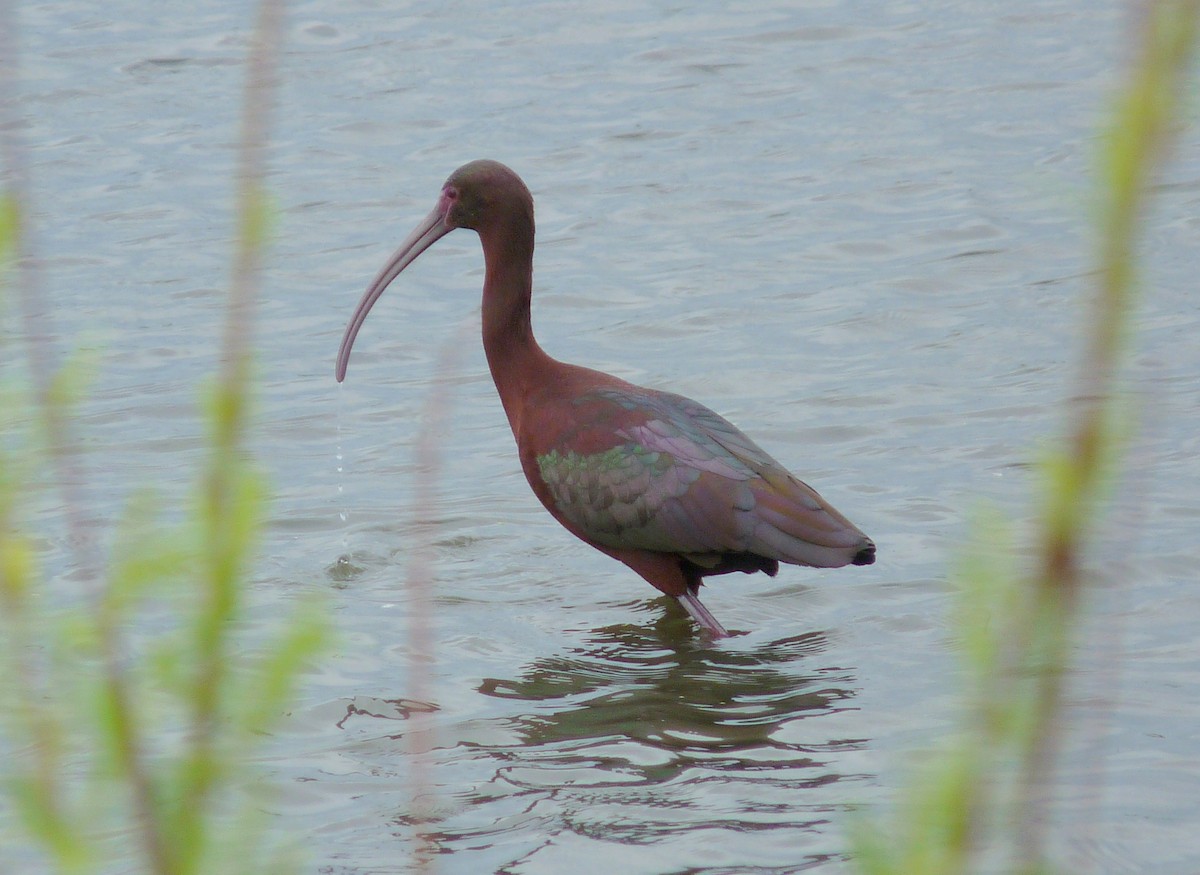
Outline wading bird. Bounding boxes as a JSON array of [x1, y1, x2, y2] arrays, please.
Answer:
[[336, 160, 875, 637]]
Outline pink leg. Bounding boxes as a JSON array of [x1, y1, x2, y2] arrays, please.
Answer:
[[677, 591, 729, 638]]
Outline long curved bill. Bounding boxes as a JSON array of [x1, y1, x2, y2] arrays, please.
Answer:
[[335, 203, 453, 382]]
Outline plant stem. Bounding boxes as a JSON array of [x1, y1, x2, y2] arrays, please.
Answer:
[[181, 3, 284, 865], [1014, 2, 1199, 868]]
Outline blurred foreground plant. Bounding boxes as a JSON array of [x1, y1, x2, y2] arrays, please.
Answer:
[[851, 3, 1198, 874], [0, 1, 326, 873]]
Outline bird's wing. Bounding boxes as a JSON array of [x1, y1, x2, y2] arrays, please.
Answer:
[[534, 388, 757, 556], [663, 390, 871, 564], [533, 387, 865, 566]]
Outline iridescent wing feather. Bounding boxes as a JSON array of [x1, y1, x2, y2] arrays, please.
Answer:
[[535, 387, 866, 568]]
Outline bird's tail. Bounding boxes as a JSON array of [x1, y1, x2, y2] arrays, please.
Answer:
[[746, 470, 875, 568]]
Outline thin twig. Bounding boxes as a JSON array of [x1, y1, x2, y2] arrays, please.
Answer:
[[406, 316, 471, 872], [0, 3, 173, 872], [1014, 2, 1199, 868], [183, 0, 285, 855]]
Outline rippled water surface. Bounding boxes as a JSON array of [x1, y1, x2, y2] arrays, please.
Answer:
[[9, 0, 1200, 872]]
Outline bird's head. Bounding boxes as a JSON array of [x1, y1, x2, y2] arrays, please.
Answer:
[[335, 159, 533, 382]]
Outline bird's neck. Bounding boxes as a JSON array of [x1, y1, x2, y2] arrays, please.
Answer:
[[479, 225, 554, 432]]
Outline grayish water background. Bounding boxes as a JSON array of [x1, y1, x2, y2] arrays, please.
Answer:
[[7, 0, 1200, 872]]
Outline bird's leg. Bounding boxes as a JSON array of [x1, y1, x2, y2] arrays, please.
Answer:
[[676, 591, 729, 638]]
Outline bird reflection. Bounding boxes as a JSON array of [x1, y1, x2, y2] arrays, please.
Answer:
[[478, 600, 859, 756], [381, 605, 867, 866]]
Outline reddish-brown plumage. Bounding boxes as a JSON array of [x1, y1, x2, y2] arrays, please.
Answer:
[[337, 160, 875, 637]]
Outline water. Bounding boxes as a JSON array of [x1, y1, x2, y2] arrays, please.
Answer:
[[7, 0, 1200, 872]]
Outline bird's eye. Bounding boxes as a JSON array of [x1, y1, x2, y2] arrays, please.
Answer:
[[444, 186, 459, 201]]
